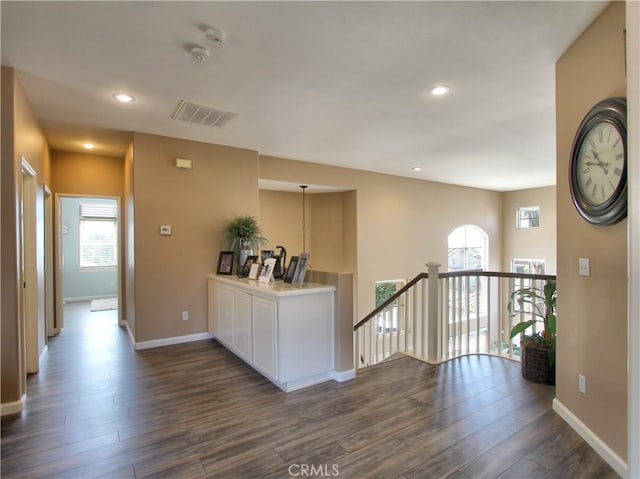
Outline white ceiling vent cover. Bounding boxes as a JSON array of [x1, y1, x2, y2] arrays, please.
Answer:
[[171, 100, 237, 128]]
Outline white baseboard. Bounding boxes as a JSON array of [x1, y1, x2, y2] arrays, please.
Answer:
[[39, 344, 48, 364], [124, 322, 135, 348], [330, 369, 356, 383], [1, 395, 26, 416], [134, 332, 214, 350], [552, 398, 628, 478]]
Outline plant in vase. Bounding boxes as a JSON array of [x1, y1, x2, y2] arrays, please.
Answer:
[[508, 279, 557, 385], [222, 215, 267, 273]]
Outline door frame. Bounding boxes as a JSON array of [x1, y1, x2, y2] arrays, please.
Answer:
[[44, 185, 57, 337], [55, 194, 123, 327], [20, 156, 40, 374]]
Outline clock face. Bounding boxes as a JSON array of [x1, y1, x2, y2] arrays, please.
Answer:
[[569, 97, 627, 226], [575, 121, 625, 206]]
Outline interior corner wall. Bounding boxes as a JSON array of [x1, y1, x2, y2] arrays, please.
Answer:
[[501, 186, 557, 274], [1, 66, 50, 407], [555, 1, 627, 461], [124, 142, 135, 336], [132, 133, 259, 343], [258, 155, 502, 321]]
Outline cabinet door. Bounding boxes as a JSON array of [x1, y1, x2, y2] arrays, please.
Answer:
[[218, 285, 235, 348], [234, 291, 252, 363], [252, 296, 277, 381]]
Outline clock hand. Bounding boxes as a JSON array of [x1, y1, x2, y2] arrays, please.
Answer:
[[591, 150, 609, 175]]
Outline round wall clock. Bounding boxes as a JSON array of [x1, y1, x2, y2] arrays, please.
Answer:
[[569, 97, 627, 225]]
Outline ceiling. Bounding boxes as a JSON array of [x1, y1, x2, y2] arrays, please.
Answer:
[[1, 1, 607, 191]]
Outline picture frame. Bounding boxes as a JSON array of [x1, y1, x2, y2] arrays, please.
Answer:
[[237, 255, 258, 278], [284, 256, 299, 283], [292, 253, 310, 288], [248, 262, 260, 280], [216, 251, 234, 275], [260, 250, 274, 264], [259, 257, 276, 283]]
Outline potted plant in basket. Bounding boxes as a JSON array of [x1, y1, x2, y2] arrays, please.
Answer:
[[222, 215, 267, 272], [509, 279, 557, 385]]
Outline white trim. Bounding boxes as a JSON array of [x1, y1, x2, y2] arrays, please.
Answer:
[[628, 1, 640, 477], [553, 398, 627, 478], [1, 395, 26, 416], [330, 369, 356, 383], [39, 344, 48, 365], [63, 294, 117, 303], [134, 332, 214, 350], [125, 321, 135, 348]]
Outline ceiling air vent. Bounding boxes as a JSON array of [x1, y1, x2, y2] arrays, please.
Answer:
[[171, 100, 237, 128]]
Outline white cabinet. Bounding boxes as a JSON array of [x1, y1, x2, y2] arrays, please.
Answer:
[[234, 291, 253, 364], [218, 284, 235, 348], [208, 275, 335, 392], [251, 296, 277, 381]]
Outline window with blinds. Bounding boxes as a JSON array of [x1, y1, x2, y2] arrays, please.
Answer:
[[79, 202, 118, 269], [516, 206, 540, 229]]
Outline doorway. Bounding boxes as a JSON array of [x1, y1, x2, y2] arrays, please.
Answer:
[[56, 195, 122, 328]]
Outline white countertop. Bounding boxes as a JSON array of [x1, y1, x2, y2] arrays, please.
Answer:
[[208, 274, 335, 297]]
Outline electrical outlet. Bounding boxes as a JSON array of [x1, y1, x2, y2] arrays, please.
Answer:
[[578, 374, 586, 394], [182, 311, 189, 321]]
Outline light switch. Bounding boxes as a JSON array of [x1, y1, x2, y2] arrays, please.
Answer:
[[160, 225, 172, 236], [579, 257, 590, 277]]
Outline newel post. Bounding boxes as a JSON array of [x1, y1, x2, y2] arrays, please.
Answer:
[[426, 262, 441, 363]]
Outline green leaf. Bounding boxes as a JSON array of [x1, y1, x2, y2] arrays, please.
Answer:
[[510, 319, 538, 338]]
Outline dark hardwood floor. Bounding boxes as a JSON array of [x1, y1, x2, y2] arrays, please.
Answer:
[[1, 302, 618, 478]]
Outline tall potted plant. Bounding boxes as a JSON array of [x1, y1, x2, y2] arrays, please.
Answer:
[[222, 215, 267, 271], [509, 279, 557, 385]]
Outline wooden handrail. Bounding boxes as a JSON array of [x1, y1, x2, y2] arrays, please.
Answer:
[[439, 270, 556, 281], [353, 272, 428, 331]]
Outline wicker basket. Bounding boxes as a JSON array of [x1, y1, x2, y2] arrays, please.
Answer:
[[521, 344, 555, 385]]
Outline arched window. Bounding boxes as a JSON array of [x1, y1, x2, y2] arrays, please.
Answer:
[[447, 225, 488, 271]]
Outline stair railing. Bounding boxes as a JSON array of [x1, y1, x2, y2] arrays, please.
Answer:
[[354, 263, 556, 370]]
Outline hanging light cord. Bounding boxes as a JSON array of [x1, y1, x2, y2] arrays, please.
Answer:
[[300, 185, 308, 253]]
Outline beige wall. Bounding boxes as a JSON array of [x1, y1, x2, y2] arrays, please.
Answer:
[[259, 190, 356, 274], [259, 155, 502, 319], [556, 2, 627, 459], [502, 186, 557, 274], [259, 190, 305, 256], [51, 150, 124, 197], [131, 133, 259, 342], [1, 66, 50, 406]]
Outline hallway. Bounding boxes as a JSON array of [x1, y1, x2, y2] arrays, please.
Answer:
[[1, 304, 618, 478]]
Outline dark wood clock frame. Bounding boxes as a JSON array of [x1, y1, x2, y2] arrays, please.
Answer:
[[569, 97, 627, 226]]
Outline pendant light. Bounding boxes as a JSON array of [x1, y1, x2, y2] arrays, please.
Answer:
[[300, 185, 308, 253]]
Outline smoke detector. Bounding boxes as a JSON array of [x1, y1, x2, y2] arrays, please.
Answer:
[[190, 46, 210, 62], [205, 27, 225, 45]]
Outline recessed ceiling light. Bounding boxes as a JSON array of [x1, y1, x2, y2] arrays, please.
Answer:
[[428, 85, 451, 96], [113, 93, 135, 103], [83, 143, 95, 150], [412, 166, 422, 172]]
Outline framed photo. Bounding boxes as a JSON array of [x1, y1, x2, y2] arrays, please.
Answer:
[[259, 257, 276, 283], [260, 250, 273, 264], [237, 255, 258, 278], [216, 251, 234, 275], [284, 256, 299, 283], [292, 253, 310, 288], [248, 263, 260, 280]]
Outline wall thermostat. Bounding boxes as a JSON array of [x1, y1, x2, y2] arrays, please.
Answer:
[[160, 225, 172, 235]]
